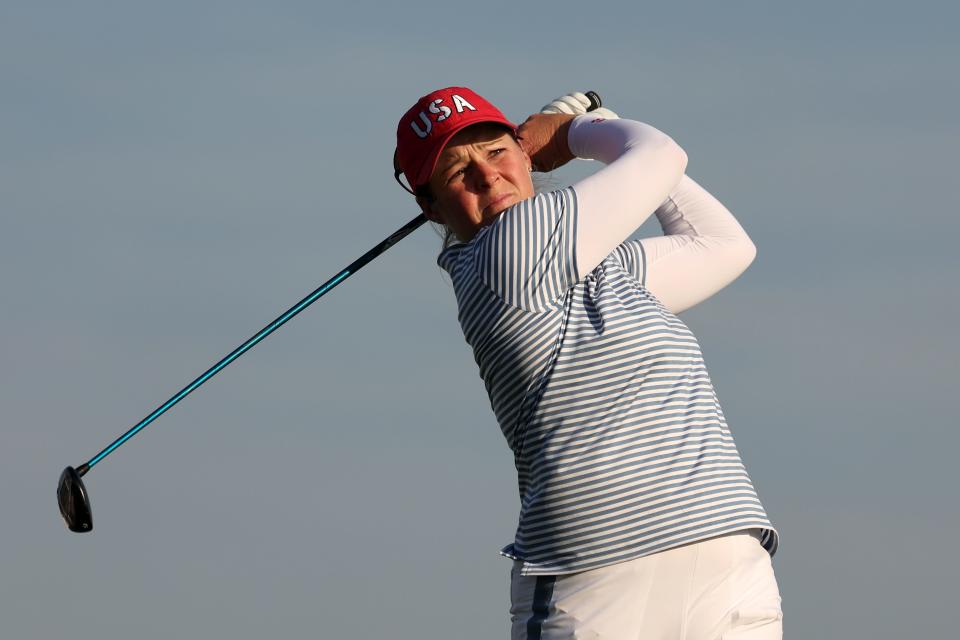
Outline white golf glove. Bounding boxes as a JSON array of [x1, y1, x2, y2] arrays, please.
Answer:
[[540, 91, 619, 120]]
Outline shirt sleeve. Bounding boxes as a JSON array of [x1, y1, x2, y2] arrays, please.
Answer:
[[567, 116, 688, 277], [468, 188, 580, 312]]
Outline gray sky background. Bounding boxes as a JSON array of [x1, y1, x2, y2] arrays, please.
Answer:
[[3, 1, 958, 638]]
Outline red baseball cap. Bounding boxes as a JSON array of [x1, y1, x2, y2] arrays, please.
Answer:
[[395, 87, 516, 193]]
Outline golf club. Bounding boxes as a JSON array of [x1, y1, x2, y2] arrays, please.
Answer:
[[57, 91, 603, 533]]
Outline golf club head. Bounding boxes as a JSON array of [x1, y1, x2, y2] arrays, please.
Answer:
[[58, 466, 93, 533]]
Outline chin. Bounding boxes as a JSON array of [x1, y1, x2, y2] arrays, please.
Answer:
[[487, 197, 518, 218]]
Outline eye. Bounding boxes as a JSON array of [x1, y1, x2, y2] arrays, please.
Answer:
[[445, 167, 466, 184], [489, 147, 506, 158]]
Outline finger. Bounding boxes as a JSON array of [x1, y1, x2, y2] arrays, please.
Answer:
[[540, 92, 592, 115]]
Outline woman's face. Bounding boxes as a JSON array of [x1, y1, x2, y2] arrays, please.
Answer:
[[424, 123, 534, 243]]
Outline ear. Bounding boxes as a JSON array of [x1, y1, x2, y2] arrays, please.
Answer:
[[520, 146, 533, 173], [510, 129, 533, 171]]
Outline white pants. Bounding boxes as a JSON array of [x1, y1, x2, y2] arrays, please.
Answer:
[[510, 530, 782, 640]]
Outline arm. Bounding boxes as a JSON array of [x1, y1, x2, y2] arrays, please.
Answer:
[[563, 116, 689, 275], [638, 175, 756, 314], [521, 113, 752, 313]]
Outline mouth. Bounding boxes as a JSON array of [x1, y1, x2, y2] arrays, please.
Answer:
[[484, 193, 516, 216]]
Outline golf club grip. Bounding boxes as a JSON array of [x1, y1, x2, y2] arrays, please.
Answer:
[[585, 91, 602, 111], [78, 91, 603, 473]]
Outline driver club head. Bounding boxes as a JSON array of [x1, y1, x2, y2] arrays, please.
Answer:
[[57, 466, 93, 533]]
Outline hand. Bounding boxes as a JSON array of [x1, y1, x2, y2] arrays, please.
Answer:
[[540, 91, 620, 120], [517, 113, 576, 172], [520, 91, 621, 172]]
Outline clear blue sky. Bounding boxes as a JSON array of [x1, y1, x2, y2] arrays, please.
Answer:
[[2, 1, 957, 637]]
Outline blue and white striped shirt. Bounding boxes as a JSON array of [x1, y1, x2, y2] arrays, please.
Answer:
[[438, 184, 777, 576]]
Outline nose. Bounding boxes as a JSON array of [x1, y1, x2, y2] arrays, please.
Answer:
[[471, 159, 500, 190]]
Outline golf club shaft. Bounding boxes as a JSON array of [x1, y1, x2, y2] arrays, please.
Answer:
[[81, 213, 428, 475], [79, 91, 604, 477]]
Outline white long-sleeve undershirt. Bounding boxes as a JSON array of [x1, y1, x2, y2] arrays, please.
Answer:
[[568, 116, 756, 314]]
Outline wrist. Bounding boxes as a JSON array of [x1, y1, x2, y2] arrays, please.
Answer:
[[544, 118, 575, 171]]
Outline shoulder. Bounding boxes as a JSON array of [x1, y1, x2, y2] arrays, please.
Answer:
[[484, 188, 579, 240]]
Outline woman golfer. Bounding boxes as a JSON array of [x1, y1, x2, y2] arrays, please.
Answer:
[[394, 87, 781, 639]]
